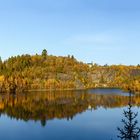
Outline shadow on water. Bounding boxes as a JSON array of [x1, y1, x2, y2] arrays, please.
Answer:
[[117, 92, 140, 140]]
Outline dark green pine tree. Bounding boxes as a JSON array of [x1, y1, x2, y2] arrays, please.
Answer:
[[42, 49, 48, 59], [117, 93, 140, 140], [0, 56, 2, 74], [0, 56, 2, 63]]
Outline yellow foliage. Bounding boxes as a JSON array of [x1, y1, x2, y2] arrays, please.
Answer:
[[0, 75, 4, 82], [0, 103, 4, 109]]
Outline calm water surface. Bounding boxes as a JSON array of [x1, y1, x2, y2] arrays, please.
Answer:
[[0, 88, 140, 140]]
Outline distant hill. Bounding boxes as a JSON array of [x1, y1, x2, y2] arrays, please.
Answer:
[[0, 49, 140, 93]]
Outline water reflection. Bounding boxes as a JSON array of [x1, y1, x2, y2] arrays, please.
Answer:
[[117, 93, 140, 140], [0, 90, 140, 127]]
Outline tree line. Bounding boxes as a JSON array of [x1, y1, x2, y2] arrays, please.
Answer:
[[0, 49, 140, 93]]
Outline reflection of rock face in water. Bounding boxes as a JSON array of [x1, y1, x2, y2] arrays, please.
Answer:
[[0, 91, 140, 127], [117, 93, 140, 140]]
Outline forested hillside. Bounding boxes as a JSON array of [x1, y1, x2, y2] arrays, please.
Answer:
[[0, 49, 140, 93]]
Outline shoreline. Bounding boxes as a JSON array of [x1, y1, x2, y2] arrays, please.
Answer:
[[0, 87, 139, 94]]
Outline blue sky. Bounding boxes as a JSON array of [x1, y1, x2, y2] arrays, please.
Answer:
[[0, 0, 140, 65]]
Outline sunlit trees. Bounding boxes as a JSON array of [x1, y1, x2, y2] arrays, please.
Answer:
[[0, 50, 93, 93], [0, 50, 140, 93]]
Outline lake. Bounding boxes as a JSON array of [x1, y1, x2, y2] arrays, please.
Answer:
[[0, 88, 140, 140]]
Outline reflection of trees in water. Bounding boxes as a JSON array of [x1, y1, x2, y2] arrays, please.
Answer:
[[117, 93, 140, 140], [0, 91, 140, 127]]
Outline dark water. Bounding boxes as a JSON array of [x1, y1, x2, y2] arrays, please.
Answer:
[[0, 89, 140, 140]]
